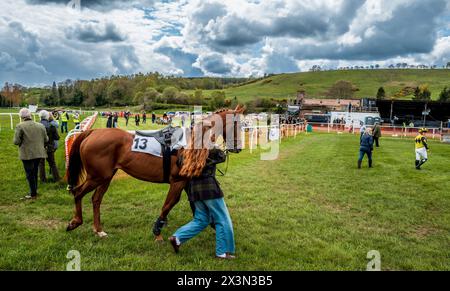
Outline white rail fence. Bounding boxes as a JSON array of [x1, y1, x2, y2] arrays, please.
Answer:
[[0, 113, 40, 130]]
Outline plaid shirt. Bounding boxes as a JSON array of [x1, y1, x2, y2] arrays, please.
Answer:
[[185, 149, 226, 202]]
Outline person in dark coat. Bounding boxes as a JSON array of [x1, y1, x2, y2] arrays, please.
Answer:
[[113, 112, 119, 128], [169, 148, 235, 259], [372, 122, 382, 147], [142, 111, 147, 124], [135, 113, 140, 126], [106, 112, 113, 128], [124, 109, 130, 126], [358, 128, 374, 169], [38, 110, 61, 182], [151, 112, 156, 124]]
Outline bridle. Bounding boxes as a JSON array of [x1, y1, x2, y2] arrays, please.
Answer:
[[216, 110, 241, 176]]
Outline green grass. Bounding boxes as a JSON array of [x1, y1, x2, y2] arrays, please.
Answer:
[[200, 69, 450, 102], [1, 115, 449, 270]]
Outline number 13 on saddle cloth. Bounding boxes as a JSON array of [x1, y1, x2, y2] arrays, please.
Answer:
[[130, 127, 187, 157]]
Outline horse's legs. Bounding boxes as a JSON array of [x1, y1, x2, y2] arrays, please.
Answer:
[[67, 180, 98, 231], [91, 179, 112, 237], [153, 180, 186, 241]]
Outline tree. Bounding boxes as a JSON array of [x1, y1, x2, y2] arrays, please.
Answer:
[[438, 87, 450, 102], [413, 87, 421, 100], [376, 87, 386, 100], [134, 87, 159, 106], [51, 81, 59, 106], [326, 80, 356, 99], [413, 84, 432, 101], [446, 62, 450, 69], [189, 89, 203, 105], [162, 86, 179, 103], [209, 91, 226, 110], [107, 79, 130, 106]]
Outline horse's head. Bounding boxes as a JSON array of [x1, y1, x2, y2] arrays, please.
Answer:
[[205, 105, 245, 153]]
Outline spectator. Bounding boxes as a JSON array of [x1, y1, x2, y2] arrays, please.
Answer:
[[60, 109, 69, 133], [135, 113, 140, 126], [49, 114, 59, 150], [106, 112, 113, 128], [124, 109, 130, 126], [113, 112, 119, 128], [152, 112, 156, 124], [38, 110, 60, 182], [73, 112, 80, 128], [373, 122, 382, 147], [359, 122, 366, 136], [142, 111, 147, 124], [358, 128, 374, 169], [13, 108, 48, 200]]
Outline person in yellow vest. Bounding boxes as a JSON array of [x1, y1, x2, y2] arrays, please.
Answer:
[[60, 109, 70, 133], [73, 112, 80, 128], [415, 128, 429, 170]]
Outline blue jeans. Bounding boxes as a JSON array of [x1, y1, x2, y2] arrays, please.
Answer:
[[61, 122, 68, 133], [173, 198, 235, 256], [358, 148, 372, 162]]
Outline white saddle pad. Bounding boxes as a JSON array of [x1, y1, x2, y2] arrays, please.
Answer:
[[129, 128, 187, 157]]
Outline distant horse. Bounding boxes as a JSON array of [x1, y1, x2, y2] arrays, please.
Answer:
[[65, 106, 244, 240]]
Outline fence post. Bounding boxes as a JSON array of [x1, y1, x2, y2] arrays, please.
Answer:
[[10, 114, 13, 130]]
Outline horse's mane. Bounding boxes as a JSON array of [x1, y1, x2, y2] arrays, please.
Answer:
[[179, 122, 210, 178], [214, 108, 229, 114], [178, 106, 242, 178]]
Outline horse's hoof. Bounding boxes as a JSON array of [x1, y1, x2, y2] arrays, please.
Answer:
[[95, 231, 108, 238], [66, 221, 81, 231], [154, 235, 164, 242]]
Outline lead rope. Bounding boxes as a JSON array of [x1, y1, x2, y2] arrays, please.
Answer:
[[216, 149, 229, 177]]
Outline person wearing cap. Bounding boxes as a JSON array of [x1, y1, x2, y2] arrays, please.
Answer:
[[13, 108, 48, 199], [415, 128, 429, 170]]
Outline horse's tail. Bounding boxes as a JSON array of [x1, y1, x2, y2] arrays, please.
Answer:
[[67, 129, 94, 191]]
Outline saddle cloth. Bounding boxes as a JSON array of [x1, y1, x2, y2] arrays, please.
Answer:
[[130, 126, 187, 157]]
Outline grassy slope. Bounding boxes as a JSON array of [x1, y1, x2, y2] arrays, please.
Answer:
[[1, 115, 449, 270], [209, 69, 450, 102]]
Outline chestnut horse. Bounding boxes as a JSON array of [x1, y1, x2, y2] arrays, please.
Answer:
[[65, 106, 244, 240]]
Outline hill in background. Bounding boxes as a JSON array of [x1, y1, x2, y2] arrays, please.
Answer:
[[213, 69, 450, 102], [2, 69, 450, 111]]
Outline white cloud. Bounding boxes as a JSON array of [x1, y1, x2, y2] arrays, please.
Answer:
[[0, 0, 449, 86]]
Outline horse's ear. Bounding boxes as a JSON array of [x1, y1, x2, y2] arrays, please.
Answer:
[[234, 104, 241, 111]]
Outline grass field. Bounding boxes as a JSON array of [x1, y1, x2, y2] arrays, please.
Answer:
[[199, 69, 450, 102], [1, 114, 449, 270]]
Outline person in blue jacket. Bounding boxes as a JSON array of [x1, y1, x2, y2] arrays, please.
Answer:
[[358, 128, 374, 169]]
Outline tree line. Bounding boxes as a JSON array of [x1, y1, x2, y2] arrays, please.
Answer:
[[0, 73, 253, 110]]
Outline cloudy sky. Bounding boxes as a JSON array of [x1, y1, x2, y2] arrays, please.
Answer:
[[1, 0, 450, 86]]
